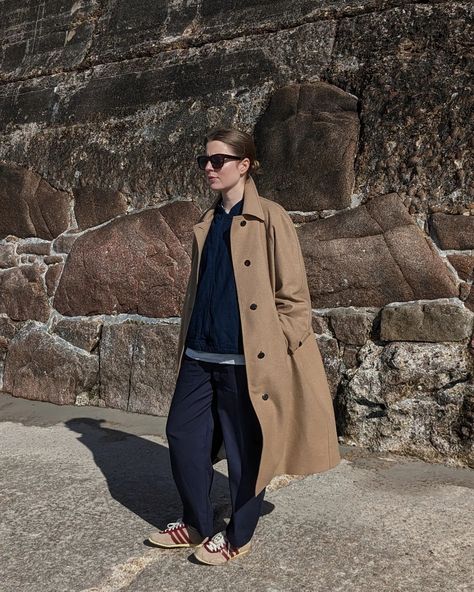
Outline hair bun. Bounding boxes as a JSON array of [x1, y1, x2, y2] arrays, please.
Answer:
[[252, 159, 261, 171]]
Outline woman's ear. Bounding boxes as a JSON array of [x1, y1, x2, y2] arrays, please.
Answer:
[[239, 157, 250, 176]]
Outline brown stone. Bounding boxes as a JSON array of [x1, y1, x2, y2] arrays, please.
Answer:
[[461, 287, 474, 314], [0, 265, 50, 322], [328, 309, 377, 346], [0, 244, 18, 269], [52, 317, 103, 353], [0, 164, 72, 240], [448, 254, 474, 282], [45, 262, 64, 297], [73, 186, 128, 230], [159, 200, 202, 257], [311, 313, 329, 335], [430, 213, 474, 250], [255, 81, 359, 211], [44, 255, 64, 265], [0, 316, 18, 350], [341, 344, 360, 369], [17, 240, 51, 255]]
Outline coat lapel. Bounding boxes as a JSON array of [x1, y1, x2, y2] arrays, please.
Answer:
[[192, 174, 265, 267]]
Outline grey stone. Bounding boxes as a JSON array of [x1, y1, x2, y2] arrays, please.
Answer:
[[3, 322, 99, 405], [99, 320, 180, 415], [380, 299, 473, 342], [338, 341, 474, 467]]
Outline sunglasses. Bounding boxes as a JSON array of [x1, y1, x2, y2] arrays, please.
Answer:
[[196, 153, 243, 170]]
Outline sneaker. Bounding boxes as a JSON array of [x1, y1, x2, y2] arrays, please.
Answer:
[[147, 517, 207, 548], [193, 531, 252, 565]]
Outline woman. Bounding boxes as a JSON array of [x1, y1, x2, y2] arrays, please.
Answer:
[[147, 127, 341, 565]]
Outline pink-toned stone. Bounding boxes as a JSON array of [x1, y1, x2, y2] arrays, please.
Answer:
[[53, 208, 191, 318], [298, 193, 458, 307]]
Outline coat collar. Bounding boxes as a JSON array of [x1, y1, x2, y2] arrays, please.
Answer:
[[193, 175, 264, 231]]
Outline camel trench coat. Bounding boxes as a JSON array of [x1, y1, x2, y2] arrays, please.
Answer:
[[174, 175, 341, 496]]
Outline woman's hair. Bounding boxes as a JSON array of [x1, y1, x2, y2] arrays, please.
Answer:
[[203, 127, 261, 178]]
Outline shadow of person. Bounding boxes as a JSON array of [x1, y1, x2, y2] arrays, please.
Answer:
[[65, 418, 274, 535]]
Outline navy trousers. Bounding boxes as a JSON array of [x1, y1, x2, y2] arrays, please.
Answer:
[[165, 353, 266, 548]]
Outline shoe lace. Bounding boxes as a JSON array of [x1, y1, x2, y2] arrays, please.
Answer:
[[206, 532, 228, 552], [164, 517, 185, 532]]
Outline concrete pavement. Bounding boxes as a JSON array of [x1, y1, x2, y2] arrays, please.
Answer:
[[0, 393, 473, 592]]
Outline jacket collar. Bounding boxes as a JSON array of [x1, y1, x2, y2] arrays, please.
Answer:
[[193, 175, 265, 230]]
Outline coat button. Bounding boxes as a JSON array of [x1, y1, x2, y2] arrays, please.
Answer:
[[240, 220, 247, 226], [250, 303, 257, 310], [262, 393, 269, 400], [244, 259, 251, 266], [257, 351, 265, 358]]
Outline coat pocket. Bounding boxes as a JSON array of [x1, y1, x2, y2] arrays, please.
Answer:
[[288, 327, 313, 356]]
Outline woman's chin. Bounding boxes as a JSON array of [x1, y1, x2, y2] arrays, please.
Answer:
[[209, 180, 221, 191]]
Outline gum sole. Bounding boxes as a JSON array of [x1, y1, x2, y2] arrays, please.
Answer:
[[193, 547, 251, 565], [148, 538, 206, 548]]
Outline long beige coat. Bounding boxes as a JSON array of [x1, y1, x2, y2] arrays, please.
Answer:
[[174, 175, 341, 496]]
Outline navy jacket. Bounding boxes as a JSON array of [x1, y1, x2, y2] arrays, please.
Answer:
[[185, 196, 244, 353]]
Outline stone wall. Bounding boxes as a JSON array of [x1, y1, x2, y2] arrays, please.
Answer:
[[0, 1, 472, 467]]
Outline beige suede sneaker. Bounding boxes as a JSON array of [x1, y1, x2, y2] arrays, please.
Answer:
[[193, 531, 252, 565], [147, 517, 207, 548]]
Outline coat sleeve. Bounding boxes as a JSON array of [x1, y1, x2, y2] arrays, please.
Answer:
[[269, 205, 313, 354]]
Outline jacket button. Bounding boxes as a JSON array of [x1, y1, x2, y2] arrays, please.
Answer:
[[240, 220, 247, 226], [244, 259, 251, 266], [250, 303, 257, 310], [262, 393, 269, 400], [257, 351, 265, 358]]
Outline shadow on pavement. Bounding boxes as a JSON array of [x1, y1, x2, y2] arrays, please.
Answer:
[[65, 418, 274, 533]]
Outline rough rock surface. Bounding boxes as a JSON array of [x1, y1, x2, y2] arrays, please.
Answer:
[[0, 0, 472, 466], [3, 322, 99, 405], [337, 341, 473, 467], [297, 192, 459, 308]]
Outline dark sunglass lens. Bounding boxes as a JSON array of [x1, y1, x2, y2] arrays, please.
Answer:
[[197, 156, 208, 169], [210, 154, 225, 169]]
